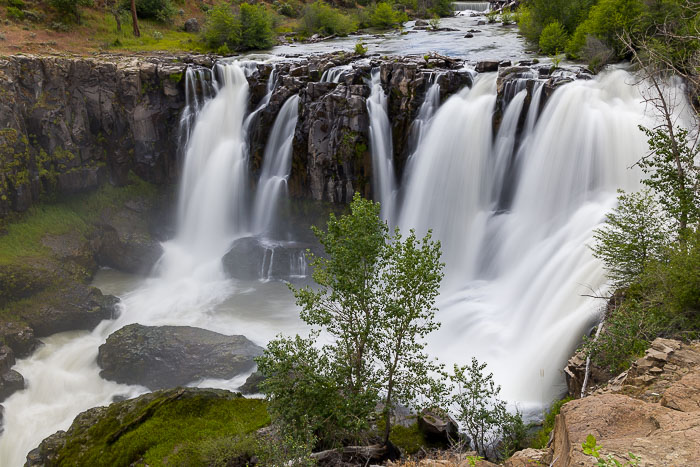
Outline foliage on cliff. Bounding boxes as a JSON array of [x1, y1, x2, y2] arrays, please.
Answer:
[[517, 0, 699, 76]]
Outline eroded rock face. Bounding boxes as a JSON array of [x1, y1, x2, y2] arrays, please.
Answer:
[[511, 338, 700, 466], [0, 54, 203, 216], [97, 324, 264, 390]]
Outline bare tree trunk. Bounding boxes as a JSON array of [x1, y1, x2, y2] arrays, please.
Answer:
[[131, 0, 140, 37], [113, 8, 122, 33]]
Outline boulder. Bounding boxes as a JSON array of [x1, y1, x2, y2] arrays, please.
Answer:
[[0, 322, 39, 358], [550, 393, 700, 466], [504, 448, 549, 466], [238, 371, 264, 394], [184, 18, 199, 33], [21, 284, 118, 338], [221, 236, 313, 281], [26, 388, 251, 467], [417, 408, 459, 444], [414, 19, 428, 26], [0, 370, 24, 401], [475, 60, 500, 73], [464, 33, 474, 38], [97, 324, 264, 390]]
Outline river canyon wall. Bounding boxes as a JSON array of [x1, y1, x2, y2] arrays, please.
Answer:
[[0, 52, 584, 216]]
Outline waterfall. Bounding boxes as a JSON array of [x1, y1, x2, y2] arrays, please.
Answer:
[[395, 69, 654, 408], [173, 63, 251, 266], [453, 1, 490, 12], [398, 74, 497, 284], [367, 68, 397, 220], [251, 95, 300, 236], [321, 65, 352, 83], [406, 73, 443, 159]]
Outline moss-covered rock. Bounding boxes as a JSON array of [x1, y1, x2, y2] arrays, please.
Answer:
[[25, 387, 271, 467]]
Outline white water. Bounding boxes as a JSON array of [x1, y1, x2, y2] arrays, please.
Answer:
[[396, 70, 653, 411], [453, 1, 490, 12], [252, 95, 300, 235], [0, 63, 681, 465], [0, 61, 304, 466], [367, 69, 397, 220]]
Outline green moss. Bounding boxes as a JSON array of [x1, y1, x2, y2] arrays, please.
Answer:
[[0, 173, 157, 266], [529, 396, 573, 449], [167, 72, 184, 83], [55, 391, 270, 466]]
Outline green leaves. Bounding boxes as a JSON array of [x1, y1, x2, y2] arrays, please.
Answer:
[[582, 434, 640, 466], [203, 3, 275, 52], [260, 193, 445, 449]]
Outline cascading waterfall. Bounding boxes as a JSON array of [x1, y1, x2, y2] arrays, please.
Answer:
[[399, 74, 497, 284], [321, 64, 352, 83], [174, 62, 251, 262], [453, 1, 490, 12], [367, 69, 397, 220], [0, 61, 278, 467], [251, 94, 300, 236], [395, 69, 654, 410]]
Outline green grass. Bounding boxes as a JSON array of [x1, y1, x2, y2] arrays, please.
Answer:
[[56, 390, 270, 466], [529, 396, 573, 449], [0, 174, 157, 265], [84, 11, 208, 53]]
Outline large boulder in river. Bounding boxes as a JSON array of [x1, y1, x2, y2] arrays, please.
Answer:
[[222, 236, 314, 281], [97, 324, 263, 390]]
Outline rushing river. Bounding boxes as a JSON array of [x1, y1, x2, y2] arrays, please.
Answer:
[[0, 15, 689, 465]]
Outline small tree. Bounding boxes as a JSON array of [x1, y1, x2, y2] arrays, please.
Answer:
[[591, 189, 669, 288], [260, 193, 445, 450], [638, 125, 700, 237], [450, 358, 524, 459]]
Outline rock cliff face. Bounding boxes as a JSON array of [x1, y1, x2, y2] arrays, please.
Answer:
[[0, 54, 204, 215], [2, 52, 559, 214]]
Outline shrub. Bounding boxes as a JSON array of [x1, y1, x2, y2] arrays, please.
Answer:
[[450, 358, 525, 460], [239, 3, 275, 50], [501, 9, 514, 25], [486, 10, 498, 23], [516, 4, 539, 42], [370, 2, 406, 29], [203, 4, 240, 51], [299, 1, 357, 36], [539, 21, 569, 54], [354, 40, 367, 54], [6, 5, 24, 20], [582, 0, 644, 57], [428, 14, 440, 30], [591, 190, 669, 288], [50, 0, 92, 22], [120, 0, 176, 23], [427, 0, 452, 17]]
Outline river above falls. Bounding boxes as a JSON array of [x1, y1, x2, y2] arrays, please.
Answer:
[[269, 14, 534, 62]]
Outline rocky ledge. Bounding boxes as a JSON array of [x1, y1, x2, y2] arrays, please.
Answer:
[[511, 338, 700, 466], [0, 52, 588, 216], [97, 324, 264, 390]]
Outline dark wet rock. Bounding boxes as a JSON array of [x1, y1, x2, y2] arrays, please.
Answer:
[[238, 371, 264, 394], [0, 54, 201, 216], [414, 19, 428, 26], [475, 60, 500, 72], [22, 284, 118, 337], [222, 236, 315, 281], [0, 322, 39, 358], [0, 370, 24, 401], [97, 324, 264, 390], [464, 33, 474, 38]]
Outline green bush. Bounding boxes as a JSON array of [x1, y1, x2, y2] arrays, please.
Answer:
[[370, 2, 406, 29], [6, 0, 25, 9], [538, 21, 569, 54], [119, 0, 176, 23], [516, 4, 539, 42], [204, 4, 241, 51], [299, 1, 357, 36], [427, 0, 452, 17], [529, 397, 573, 449], [582, 0, 644, 57], [239, 3, 275, 50], [50, 0, 92, 22], [354, 40, 367, 54], [6, 5, 24, 19]]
